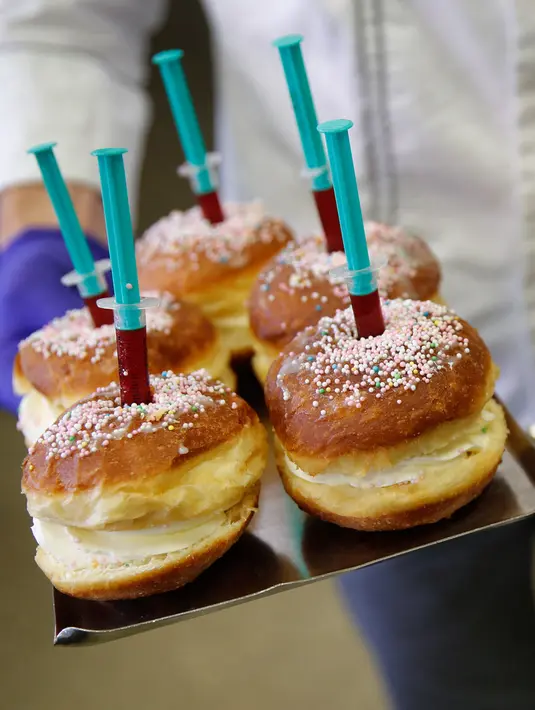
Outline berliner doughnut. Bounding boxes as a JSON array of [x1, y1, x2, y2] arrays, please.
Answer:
[[15, 292, 235, 446], [249, 223, 441, 382], [265, 299, 507, 531], [137, 202, 293, 358], [22, 371, 267, 599]]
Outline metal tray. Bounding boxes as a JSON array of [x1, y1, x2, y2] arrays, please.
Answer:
[[53, 369, 535, 645]]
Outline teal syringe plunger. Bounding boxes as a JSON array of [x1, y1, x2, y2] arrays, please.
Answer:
[[273, 35, 330, 191], [317, 119, 385, 337], [28, 142, 113, 327], [152, 49, 224, 224], [272, 35, 343, 252], [93, 148, 157, 405]]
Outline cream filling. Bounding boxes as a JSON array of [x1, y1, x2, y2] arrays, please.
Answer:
[[286, 407, 495, 489], [28, 425, 262, 528], [18, 389, 62, 446], [32, 512, 226, 568]]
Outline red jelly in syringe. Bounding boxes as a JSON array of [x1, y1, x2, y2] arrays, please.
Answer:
[[115, 327, 152, 405]]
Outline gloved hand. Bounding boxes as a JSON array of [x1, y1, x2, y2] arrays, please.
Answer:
[[0, 228, 110, 413]]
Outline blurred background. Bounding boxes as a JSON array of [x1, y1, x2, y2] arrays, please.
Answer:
[[0, 3, 388, 708]]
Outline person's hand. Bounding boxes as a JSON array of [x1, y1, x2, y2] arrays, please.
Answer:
[[0, 228, 110, 412]]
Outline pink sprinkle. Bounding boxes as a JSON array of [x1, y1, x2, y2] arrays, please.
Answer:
[[20, 292, 178, 363], [276, 299, 467, 413], [34, 370, 233, 462], [136, 201, 288, 271]]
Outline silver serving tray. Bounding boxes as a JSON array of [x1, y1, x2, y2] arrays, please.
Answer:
[[53, 371, 535, 645]]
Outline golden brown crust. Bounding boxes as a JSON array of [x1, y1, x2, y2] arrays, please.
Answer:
[[278, 459, 497, 531], [250, 337, 280, 384], [265, 305, 496, 459], [12, 355, 29, 394], [17, 299, 217, 403], [274, 399, 507, 530], [249, 262, 349, 350], [248, 229, 441, 350], [379, 232, 440, 301], [138, 218, 293, 298], [37, 483, 260, 600], [22, 383, 261, 497]]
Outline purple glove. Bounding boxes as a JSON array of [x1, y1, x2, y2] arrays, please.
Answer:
[[0, 228, 111, 413]]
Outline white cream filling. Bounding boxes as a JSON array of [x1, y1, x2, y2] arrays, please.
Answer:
[[32, 512, 226, 568], [18, 389, 62, 446], [286, 408, 495, 490]]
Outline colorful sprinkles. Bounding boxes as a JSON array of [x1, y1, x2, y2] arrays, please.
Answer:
[[30, 371, 236, 461], [277, 299, 469, 410], [20, 292, 179, 362], [137, 201, 288, 270], [256, 223, 435, 313]]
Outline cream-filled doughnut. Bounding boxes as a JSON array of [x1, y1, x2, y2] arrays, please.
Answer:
[[265, 299, 506, 531], [15, 292, 235, 446], [22, 371, 267, 600], [249, 223, 441, 382], [137, 202, 293, 357]]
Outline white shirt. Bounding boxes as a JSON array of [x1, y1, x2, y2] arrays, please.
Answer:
[[1, 0, 535, 425]]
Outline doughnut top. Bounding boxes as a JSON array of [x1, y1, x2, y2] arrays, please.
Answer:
[[136, 202, 293, 296], [23, 370, 257, 494], [20, 291, 177, 361], [249, 224, 440, 348], [249, 236, 349, 348], [366, 222, 440, 298], [16, 293, 216, 402], [265, 299, 496, 458]]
